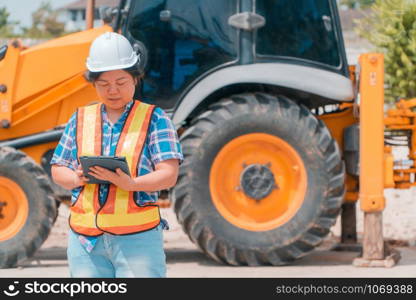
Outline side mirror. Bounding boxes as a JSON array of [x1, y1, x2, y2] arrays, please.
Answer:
[[133, 40, 149, 74], [99, 6, 117, 25]]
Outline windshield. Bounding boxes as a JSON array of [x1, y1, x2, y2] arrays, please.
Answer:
[[256, 0, 341, 68]]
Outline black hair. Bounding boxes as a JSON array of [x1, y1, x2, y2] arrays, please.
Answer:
[[84, 64, 144, 83]]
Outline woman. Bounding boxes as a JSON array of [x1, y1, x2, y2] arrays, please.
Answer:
[[50, 32, 183, 278]]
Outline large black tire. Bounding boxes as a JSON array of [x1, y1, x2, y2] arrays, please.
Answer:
[[172, 92, 345, 266], [0, 147, 57, 268]]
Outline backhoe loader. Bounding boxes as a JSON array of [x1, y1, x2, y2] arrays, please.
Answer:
[[0, 0, 408, 268]]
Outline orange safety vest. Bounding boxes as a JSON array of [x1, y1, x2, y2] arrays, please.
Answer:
[[69, 101, 161, 236]]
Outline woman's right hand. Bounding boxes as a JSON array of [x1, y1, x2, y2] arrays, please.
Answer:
[[73, 165, 89, 187]]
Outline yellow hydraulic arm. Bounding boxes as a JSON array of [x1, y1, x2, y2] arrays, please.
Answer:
[[384, 98, 416, 188], [353, 53, 387, 266]]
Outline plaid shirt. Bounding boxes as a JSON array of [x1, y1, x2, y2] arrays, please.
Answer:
[[51, 100, 183, 252]]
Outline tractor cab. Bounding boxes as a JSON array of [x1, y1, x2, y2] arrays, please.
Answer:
[[116, 0, 351, 111]]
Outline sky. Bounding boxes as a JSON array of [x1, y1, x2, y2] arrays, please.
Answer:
[[0, 0, 74, 28]]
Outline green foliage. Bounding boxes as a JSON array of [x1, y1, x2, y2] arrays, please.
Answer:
[[341, 0, 375, 9], [356, 0, 416, 102], [0, 7, 9, 28], [0, 6, 18, 37], [22, 1, 66, 38]]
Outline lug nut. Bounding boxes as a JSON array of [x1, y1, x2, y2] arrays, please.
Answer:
[[1, 119, 10, 128]]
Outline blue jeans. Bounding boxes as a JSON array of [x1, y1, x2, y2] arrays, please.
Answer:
[[67, 225, 166, 278]]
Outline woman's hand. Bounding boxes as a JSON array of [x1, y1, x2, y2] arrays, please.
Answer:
[[88, 166, 134, 191], [51, 165, 89, 190], [74, 165, 89, 187]]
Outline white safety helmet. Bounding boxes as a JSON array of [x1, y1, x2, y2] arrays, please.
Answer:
[[86, 32, 139, 72]]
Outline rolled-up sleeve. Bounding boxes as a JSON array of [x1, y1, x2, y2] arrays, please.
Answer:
[[50, 112, 78, 171], [149, 107, 184, 166]]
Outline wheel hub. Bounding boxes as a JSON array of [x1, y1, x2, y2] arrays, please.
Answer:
[[0, 201, 7, 219], [0, 176, 29, 241], [240, 163, 277, 201], [210, 133, 307, 231]]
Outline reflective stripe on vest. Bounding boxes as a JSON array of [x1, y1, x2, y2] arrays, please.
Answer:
[[69, 101, 161, 236], [69, 103, 103, 236]]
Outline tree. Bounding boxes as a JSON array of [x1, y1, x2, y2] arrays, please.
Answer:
[[24, 1, 66, 38], [356, 0, 416, 102], [0, 6, 18, 37], [341, 0, 375, 9], [0, 7, 9, 28]]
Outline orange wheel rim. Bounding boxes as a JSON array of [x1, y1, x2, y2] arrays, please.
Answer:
[[0, 177, 29, 241], [210, 133, 307, 231]]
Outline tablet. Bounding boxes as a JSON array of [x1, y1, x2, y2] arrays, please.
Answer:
[[79, 156, 131, 185]]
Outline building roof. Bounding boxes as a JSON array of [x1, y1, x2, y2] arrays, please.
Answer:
[[61, 0, 119, 10]]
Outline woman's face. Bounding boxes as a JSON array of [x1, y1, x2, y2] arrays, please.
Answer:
[[94, 69, 137, 111]]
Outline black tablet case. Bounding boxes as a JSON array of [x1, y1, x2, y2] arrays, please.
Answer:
[[79, 156, 131, 185]]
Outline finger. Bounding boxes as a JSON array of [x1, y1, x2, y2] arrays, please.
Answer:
[[89, 167, 103, 174], [115, 168, 124, 176], [93, 166, 106, 172], [89, 171, 104, 180], [92, 166, 111, 175], [89, 175, 104, 181], [88, 169, 101, 177], [79, 179, 88, 186], [95, 169, 111, 178]]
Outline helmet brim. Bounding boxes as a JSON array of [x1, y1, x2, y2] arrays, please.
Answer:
[[86, 55, 139, 73]]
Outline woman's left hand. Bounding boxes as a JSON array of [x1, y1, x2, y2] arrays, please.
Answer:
[[88, 166, 134, 191]]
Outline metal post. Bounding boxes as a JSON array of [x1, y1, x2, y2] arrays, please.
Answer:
[[86, 0, 95, 30]]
